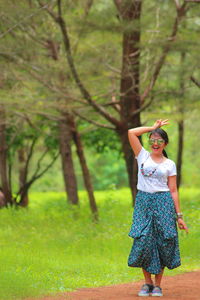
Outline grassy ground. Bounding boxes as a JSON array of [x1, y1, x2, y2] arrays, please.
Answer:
[[0, 188, 199, 300]]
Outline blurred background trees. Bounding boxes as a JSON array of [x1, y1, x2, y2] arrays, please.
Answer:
[[0, 0, 200, 213]]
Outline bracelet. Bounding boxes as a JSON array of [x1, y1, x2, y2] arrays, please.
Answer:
[[176, 212, 183, 219]]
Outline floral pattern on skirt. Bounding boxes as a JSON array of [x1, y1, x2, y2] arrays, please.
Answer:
[[128, 191, 181, 274]]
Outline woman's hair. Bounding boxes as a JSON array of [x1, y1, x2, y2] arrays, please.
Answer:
[[149, 128, 169, 158]]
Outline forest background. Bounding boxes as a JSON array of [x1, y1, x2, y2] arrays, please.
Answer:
[[0, 0, 200, 299]]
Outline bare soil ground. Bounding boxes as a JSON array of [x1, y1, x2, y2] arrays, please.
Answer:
[[30, 270, 200, 300]]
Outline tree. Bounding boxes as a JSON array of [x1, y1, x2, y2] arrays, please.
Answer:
[[0, 1, 98, 218], [37, 0, 189, 204]]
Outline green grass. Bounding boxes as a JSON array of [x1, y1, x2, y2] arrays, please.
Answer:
[[0, 188, 199, 300]]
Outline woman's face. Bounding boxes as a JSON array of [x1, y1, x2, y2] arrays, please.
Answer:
[[149, 133, 166, 155]]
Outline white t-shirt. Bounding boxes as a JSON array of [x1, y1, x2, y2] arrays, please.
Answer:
[[136, 147, 177, 193]]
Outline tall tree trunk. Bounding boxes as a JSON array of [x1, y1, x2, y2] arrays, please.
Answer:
[[0, 105, 12, 205], [177, 52, 185, 188], [116, 0, 142, 205], [18, 147, 29, 207], [42, 37, 79, 205], [118, 123, 140, 205], [59, 113, 79, 205], [71, 117, 98, 221], [177, 120, 184, 188]]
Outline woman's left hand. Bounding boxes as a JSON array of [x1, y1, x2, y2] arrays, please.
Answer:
[[177, 218, 189, 233], [152, 119, 169, 130]]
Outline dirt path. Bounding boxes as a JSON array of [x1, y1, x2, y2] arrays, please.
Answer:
[[32, 270, 200, 300]]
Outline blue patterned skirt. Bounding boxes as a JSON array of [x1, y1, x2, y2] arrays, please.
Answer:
[[128, 190, 181, 274]]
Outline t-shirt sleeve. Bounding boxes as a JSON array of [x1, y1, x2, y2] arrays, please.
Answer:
[[136, 147, 149, 166], [168, 161, 177, 176]]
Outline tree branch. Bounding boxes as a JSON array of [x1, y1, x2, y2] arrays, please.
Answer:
[[73, 110, 115, 130], [174, 0, 180, 10], [33, 152, 59, 181], [15, 151, 59, 201], [190, 76, 200, 88], [141, 1, 189, 103], [57, 0, 62, 17], [38, 0, 58, 20], [131, 95, 155, 117], [38, 0, 122, 128], [73, 0, 94, 54], [23, 137, 38, 183], [31, 148, 49, 179], [0, 4, 48, 39]]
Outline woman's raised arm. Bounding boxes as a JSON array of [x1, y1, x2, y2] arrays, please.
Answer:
[[128, 119, 169, 156]]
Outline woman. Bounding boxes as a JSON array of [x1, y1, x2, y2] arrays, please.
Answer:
[[127, 119, 188, 297]]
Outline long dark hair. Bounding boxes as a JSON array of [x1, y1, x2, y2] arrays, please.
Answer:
[[149, 128, 169, 158]]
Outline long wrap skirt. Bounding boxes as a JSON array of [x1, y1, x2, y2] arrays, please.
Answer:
[[128, 191, 181, 274]]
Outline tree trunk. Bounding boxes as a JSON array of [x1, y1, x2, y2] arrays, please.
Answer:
[[177, 120, 184, 188], [176, 51, 186, 188], [71, 117, 98, 221], [118, 115, 141, 206], [117, 0, 142, 205], [18, 147, 29, 207], [0, 106, 12, 206], [59, 113, 79, 205]]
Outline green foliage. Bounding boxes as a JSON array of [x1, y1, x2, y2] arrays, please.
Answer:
[[83, 127, 121, 153], [0, 188, 199, 299], [84, 150, 128, 190]]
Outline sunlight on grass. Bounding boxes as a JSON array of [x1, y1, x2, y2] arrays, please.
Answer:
[[0, 188, 199, 299]]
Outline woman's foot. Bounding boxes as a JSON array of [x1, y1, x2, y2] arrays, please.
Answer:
[[152, 286, 163, 296], [138, 284, 154, 296]]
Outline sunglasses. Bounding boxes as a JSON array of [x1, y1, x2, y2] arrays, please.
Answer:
[[149, 138, 165, 145]]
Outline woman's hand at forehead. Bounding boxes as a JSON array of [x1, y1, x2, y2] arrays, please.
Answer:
[[153, 119, 169, 130]]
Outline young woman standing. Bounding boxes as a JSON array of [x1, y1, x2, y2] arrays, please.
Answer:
[[127, 119, 188, 297]]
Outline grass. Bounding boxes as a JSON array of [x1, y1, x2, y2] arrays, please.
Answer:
[[0, 187, 199, 300]]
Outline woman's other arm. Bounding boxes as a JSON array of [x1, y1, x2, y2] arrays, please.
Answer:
[[168, 175, 188, 233]]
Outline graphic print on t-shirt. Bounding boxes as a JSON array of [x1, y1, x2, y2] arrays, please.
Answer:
[[136, 147, 177, 193]]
